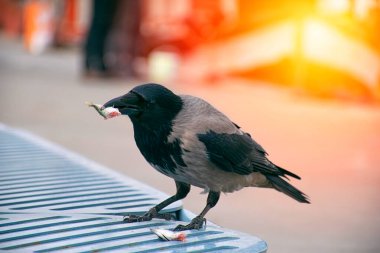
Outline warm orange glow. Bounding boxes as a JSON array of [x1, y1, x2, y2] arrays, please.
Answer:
[[303, 18, 380, 88], [3, 0, 378, 100], [318, 0, 351, 14]]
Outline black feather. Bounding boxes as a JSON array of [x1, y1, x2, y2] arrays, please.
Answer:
[[274, 165, 301, 180], [197, 130, 253, 175], [266, 175, 310, 203], [198, 129, 308, 203], [134, 125, 186, 174], [198, 130, 298, 179]]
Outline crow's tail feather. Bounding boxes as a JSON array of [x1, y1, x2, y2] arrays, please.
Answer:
[[267, 175, 310, 203], [275, 164, 301, 180]]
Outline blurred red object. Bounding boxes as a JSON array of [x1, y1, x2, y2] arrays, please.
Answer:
[[54, 0, 84, 46], [0, 0, 23, 38]]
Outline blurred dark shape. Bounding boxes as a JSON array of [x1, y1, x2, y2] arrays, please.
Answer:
[[84, 0, 119, 77], [84, 0, 142, 78], [105, 0, 142, 78]]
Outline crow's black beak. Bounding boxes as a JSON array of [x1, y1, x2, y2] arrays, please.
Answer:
[[103, 92, 141, 116]]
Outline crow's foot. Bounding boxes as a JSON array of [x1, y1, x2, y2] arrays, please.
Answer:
[[173, 216, 206, 231], [124, 208, 173, 223]]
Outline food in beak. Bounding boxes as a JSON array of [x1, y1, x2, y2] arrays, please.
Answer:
[[86, 102, 121, 119]]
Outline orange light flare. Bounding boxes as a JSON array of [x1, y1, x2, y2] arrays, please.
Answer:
[[154, 0, 380, 101], [292, 0, 380, 100]]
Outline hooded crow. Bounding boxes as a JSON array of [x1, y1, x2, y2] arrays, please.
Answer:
[[103, 83, 310, 231]]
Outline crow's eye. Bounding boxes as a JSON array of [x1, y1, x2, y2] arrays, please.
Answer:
[[130, 91, 145, 101]]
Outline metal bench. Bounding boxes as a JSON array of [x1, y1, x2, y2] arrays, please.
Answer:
[[0, 124, 267, 252]]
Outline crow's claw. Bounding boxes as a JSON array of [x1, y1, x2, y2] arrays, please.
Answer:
[[123, 208, 174, 223], [173, 216, 206, 231], [124, 214, 151, 223]]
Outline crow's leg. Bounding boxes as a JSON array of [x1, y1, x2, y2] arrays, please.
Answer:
[[124, 181, 190, 223], [174, 191, 220, 231]]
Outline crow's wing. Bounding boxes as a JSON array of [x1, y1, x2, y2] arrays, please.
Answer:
[[197, 130, 300, 179]]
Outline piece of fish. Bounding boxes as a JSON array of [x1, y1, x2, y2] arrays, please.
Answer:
[[150, 228, 186, 241], [86, 102, 121, 119]]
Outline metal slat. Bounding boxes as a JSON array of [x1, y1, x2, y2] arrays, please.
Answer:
[[0, 124, 267, 252], [0, 185, 132, 201], [0, 128, 181, 215], [0, 214, 266, 253]]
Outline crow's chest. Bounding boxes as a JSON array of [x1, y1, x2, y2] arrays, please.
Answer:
[[134, 128, 186, 175]]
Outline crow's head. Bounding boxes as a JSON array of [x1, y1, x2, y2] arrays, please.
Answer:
[[103, 83, 183, 126]]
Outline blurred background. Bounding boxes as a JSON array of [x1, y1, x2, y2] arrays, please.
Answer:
[[0, 0, 380, 252]]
